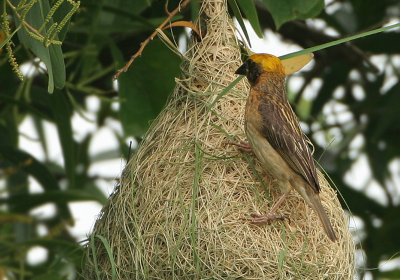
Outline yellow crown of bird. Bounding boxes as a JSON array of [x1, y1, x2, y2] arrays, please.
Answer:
[[248, 54, 285, 74]]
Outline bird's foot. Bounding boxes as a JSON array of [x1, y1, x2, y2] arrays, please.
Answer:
[[242, 213, 288, 224], [227, 140, 253, 154]]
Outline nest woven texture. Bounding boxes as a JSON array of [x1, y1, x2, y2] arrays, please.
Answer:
[[84, 0, 354, 279]]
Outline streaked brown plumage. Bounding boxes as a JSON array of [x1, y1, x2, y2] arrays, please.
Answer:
[[235, 53, 337, 241]]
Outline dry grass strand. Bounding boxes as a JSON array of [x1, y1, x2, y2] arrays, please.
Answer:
[[83, 0, 354, 279]]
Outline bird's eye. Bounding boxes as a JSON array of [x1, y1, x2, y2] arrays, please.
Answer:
[[247, 60, 255, 68], [247, 60, 261, 85]]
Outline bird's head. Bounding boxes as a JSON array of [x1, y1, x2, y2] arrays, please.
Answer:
[[235, 54, 285, 86]]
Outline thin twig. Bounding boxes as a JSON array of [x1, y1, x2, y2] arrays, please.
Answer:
[[6, 0, 45, 40], [113, 0, 191, 80], [165, 0, 172, 16]]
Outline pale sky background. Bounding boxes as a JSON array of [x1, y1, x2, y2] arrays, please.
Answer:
[[13, 5, 400, 278]]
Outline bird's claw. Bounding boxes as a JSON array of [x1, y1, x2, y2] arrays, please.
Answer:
[[242, 213, 288, 224], [226, 140, 253, 154]]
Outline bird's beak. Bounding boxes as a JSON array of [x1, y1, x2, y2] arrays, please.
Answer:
[[235, 63, 247, 75]]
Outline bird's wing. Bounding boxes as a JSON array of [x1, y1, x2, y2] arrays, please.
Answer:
[[258, 99, 320, 193]]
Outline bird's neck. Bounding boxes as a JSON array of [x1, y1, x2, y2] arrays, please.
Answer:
[[252, 73, 287, 102]]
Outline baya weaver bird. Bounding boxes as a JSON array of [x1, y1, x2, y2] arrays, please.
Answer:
[[234, 53, 337, 241]]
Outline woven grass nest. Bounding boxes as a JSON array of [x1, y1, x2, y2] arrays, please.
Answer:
[[84, 0, 354, 278]]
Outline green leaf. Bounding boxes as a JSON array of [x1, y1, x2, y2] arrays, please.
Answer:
[[379, 269, 400, 278], [236, 0, 263, 37], [51, 1, 76, 41], [227, 0, 251, 47], [13, 0, 66, 92], [350, 0, 386, 29], [118, 40, 180, 136], [0, 190, 105, 212], [311, 62, 350, 116], [50, 90, 75, 188], [31, 271, 65, 280], [0, 147, 71, 218], [367, 81, 400, 143], [262, 0, 324, 29], [0, 147, 60, 193], [190, 0, 201, 21], [107, 37, 125, 68], [0, 112, 18, 148], [28, 237, 84, 267]]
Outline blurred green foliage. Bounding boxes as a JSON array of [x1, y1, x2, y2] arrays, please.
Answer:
[[0, 0, 399, 279]]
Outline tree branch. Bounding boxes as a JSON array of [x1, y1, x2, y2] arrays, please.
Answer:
[[114, 0, 191, 80]]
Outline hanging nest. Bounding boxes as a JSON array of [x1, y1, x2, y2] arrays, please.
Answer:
[[83, 0, 354, 279]]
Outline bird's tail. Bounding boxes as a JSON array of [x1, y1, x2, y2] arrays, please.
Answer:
[[308, 193, 337, 242]]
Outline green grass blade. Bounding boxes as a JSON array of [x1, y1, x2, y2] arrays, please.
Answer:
[[227, 0, 251, 47], [280, 22, 400, 60], [208, 76, 243, 110], [90, 234, 117, 280], [191, 143, 202, 274], [90, 234, 101, 280]]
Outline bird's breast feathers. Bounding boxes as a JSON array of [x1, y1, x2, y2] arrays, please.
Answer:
[[245, 121, 293, 189], [245, 88, 320, 193]]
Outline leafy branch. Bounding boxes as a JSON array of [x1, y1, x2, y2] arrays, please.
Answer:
[[113, 0, 191, 80], [0, 0, 80, 85], [5, 0, 80, 47]]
